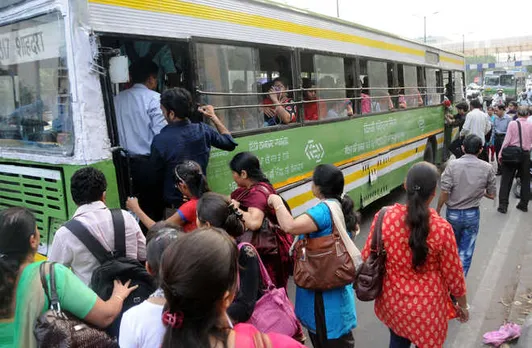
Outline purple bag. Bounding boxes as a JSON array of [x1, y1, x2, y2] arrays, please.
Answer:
[[238, 243, 299, 337]]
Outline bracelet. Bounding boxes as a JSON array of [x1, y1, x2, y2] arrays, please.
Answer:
[[114, 295, 125, 302], [459, 303, 470, 311]]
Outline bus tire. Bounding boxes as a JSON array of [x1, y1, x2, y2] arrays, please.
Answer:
[[423, 138, 435, 164]]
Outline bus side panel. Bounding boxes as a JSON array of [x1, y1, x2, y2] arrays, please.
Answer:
[[0, 159, 119, 257], [280, 137, 430, 215], [207, 106, 445, 196]]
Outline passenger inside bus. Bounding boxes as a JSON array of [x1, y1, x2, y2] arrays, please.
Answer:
[[302, 78, 320, 121], [260, 77, 297, 126], [120, 41, 180, 92]]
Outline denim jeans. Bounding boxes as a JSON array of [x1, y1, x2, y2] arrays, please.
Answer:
[[446, 207, 480, 276]]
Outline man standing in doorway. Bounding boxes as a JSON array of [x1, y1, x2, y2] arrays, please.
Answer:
[[114, 57, 167, 222], [437, 134, 497, 276], [491, 104, 512, 174], [461, 99, 492, 162]]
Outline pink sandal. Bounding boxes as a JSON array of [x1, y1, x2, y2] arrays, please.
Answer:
[[483, 323, 521, 347]]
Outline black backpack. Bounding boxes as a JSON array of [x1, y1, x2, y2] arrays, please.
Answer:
[[65, 209, 156, 339]]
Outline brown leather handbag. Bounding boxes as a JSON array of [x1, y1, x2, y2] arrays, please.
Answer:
[[354, 207, 388, 301], [34, 262, 118, 348], [293, 205, 357, 291]]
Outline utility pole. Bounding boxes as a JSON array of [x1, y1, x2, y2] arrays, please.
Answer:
[[336, 0, 340, 18], [462, 34, 465, 54], [424, 16, 427, 43]]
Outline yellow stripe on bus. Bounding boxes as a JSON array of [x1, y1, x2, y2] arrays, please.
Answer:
[[89, 0, 463, 65], [286, 144, 425, 209], [273, 128, 443, 189]]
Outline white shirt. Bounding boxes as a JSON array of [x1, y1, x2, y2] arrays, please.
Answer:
[[114, 84, 167, 156], [48, 201, 146, 285], [119, 300, 165, 348], [461, 108, 492, 145]]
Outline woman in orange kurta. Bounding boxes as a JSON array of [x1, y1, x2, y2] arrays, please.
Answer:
[[362, 162, 469, 348]]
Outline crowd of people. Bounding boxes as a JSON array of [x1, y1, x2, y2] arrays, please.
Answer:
[[0, 153, 473, 348], [1, 59, 529, 348]]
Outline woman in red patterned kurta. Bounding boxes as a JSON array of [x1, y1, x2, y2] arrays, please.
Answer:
[[362, 162, 469, 348]]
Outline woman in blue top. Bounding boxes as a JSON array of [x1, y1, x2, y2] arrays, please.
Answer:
[[267, 164, 358, 348]]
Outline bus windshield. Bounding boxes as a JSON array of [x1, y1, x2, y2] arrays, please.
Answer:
[[0, 12, 73, 155], [484, 76, 499, 86], [500, 74, 515, 87]]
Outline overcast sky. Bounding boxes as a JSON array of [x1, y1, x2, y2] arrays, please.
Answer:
[[272, 0, 532, 44]]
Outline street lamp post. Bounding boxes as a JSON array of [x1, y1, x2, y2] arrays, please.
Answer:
[[336, 0, 340, 18], [421, 11, 439, 44]]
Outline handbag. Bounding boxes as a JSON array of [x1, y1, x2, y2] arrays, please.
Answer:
[[237, 243, 299, 338], [354, 207, 388, 302], [34, 262, 118, 348], [236, 183, 294, 287], [501, 121, 524, 165], [293, 200, 361, 291]]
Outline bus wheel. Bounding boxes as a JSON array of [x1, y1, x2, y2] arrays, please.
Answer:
[[423, 139, 435, 164]]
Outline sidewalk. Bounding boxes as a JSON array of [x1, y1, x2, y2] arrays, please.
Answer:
[[509, 225, 532, 347]]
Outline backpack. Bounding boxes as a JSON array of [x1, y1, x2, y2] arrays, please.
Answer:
[[65, 209, 156, 339]]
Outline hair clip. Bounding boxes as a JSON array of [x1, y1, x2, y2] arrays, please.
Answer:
[[0, 253, 6, 259], [228, 203, 243, 220], [412, 185, 421, 192], [162, 310, 184, 329], [340, 192, 346, 200]]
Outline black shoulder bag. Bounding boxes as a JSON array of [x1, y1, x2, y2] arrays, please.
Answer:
[[501, 121, 524, 165], [65, 209, 155, 338]]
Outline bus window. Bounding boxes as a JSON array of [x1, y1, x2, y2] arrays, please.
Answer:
[[314, 54, 349, 119], [454, 71, 465, 102], [257, 48, 296, 127], [443, 70, 453, 103], [417, 66, 426, 106], [195, 43, 262, 131], [400, 65, 421, 108], [426, 68, 439, 105], [0, 12, 74, 155], [368, 60, 392, 112]]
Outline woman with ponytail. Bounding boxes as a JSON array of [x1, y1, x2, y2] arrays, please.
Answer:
[[362, 162, 469, 348], [159, 229, 304, 348], [128, 160, 209, 232], [267, 164, 358, 348]]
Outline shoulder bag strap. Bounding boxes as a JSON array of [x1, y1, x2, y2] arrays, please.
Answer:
[[40, 262, 60, 311], [517, 120, 523, 149], [371, 207, 388, 254], [237, 242, 274, 289], [48, 263, 61, 312], [65, 219, 110, 264], [323, 200, 362, 265], [39, 262, 52, 306], [110, 209, 126, 257]]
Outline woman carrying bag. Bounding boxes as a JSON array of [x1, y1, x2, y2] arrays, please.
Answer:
[[268, 164, 359, 348], [362, 162, 468, 348]]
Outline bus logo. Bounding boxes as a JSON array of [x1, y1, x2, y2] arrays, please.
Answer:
[[305, 140, 325, 163]]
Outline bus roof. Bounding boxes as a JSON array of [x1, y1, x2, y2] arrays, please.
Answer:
[[248, 0, 465, 58]]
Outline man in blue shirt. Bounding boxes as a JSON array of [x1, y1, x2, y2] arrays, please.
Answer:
[[151, 88, 238, 207], [492, 104, 512, 175], [114, 58, 167, 223]]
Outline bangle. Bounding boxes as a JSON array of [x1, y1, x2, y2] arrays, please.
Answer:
[[459, 303, 470, 310], [114, 295, 124, 302]]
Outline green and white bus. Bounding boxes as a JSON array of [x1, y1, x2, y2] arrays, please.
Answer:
[[0, 0, 465, 258]]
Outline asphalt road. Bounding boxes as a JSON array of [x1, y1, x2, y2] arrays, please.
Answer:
[[287, 177, 532, 347]]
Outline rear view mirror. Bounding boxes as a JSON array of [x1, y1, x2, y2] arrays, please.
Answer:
[[109, 56, 129, 84]]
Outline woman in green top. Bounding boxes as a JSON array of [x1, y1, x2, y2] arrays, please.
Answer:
[[0, 207, 138, 348]]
